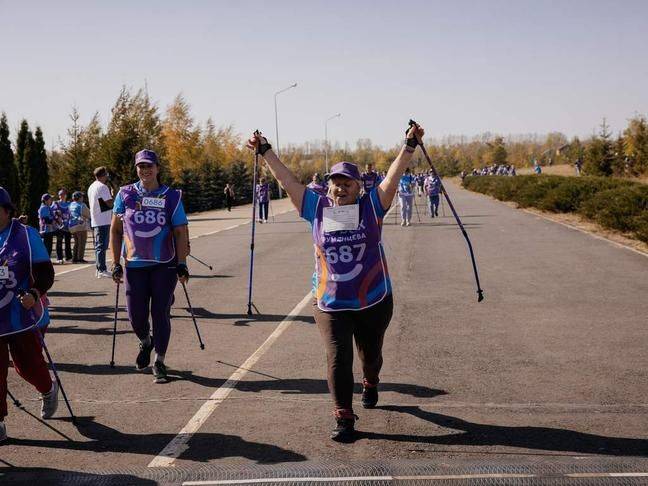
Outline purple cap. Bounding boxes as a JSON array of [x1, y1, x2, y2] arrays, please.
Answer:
[[41, 193, 52, 202], [329, 161, 361, 181], [135, 149, 159, 166], [0, 187, 13, 206]]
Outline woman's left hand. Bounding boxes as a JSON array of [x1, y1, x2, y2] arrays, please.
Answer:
[[177, 263, 189, 284], [19, 292, 36, 310], [406, 123, 425, 144]]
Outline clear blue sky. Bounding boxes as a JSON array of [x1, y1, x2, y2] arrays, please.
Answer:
[[1, 0, 647, 149]]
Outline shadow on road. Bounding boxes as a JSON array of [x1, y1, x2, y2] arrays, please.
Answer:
[[48, 305, 312, 327], [49, 306, 128, 324], [6, 416, 307, 464], [47, 291, 108, 298], [365, 405, 648, 457], [46, 325, 131, 336], [42, 363, 446, 400], [188, 307, 316, 326], [0, 468, 157, 485]]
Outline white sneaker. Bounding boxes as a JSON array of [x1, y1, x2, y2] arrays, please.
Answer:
[[97, 270, 112, 278], [264, 219, 268, 223], [41, 380, 59, 419], [56, 259, 64, 265], [406, 220, 411, 227], [400, 221, 406, 227], [0, 421, 6, 442]]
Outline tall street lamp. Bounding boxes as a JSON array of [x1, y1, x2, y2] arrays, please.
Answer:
[[273, 83, 297, 198], [324, 113, 341, 173]]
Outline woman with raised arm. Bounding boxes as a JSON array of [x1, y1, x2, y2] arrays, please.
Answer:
[[247, 121, 424, 442]]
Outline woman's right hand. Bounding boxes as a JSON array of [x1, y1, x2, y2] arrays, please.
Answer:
[[246, 131, 266, 151], [246, 131, 272, 155], [112, 263, 123, 284]]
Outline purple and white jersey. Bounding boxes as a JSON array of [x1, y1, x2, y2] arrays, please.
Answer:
[[52, 201, 71, 229], [119, 184, 182, 264], [360, 172, 380, 192], [301, 188, 392, 312], [307, 181, 328, 196], [256, 183, 270, 203], [0, 221, 48, 337], [424, 175, 441, 196]]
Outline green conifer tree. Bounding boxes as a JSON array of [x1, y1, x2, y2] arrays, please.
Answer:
[[0, 113, 18, 200]]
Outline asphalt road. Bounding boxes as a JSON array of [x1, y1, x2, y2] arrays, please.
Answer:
[[2, 183, 647, 484]]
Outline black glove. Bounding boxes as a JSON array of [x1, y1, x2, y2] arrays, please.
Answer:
[[112, 263, 123, 280], [405, 120, 420, 148], [176, 263, 189, 280], [254, 130, 273, 156]]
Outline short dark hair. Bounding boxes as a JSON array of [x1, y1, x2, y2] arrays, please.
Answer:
[[94, 166, 108, 178]]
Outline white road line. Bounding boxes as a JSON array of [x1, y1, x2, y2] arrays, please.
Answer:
[[183, 478, 392, 485], [55, 263, 94, 276], [522, 208, 648, 258], [182, 472, 648, 485], [567, 472, 648, 478], [148, 291, 313, 468], [182, 473, 538, 485]]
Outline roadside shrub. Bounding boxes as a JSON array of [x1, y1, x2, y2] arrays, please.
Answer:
[[462, 175, 648, 243], [580, 185, 648, 237]]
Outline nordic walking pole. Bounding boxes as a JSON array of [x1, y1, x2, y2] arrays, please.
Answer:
[[181, 282, 205, 350], [36, 329, 76, 423], [7, 388, 22, 408], [409, 119, 484, 302], [412, 194, 421, 223], [246, 132, 261, 316], [188, 254, 213, 271], [110, 283, 119, 368]]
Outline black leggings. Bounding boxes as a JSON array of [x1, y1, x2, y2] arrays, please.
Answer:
[[258, 201, 269, 220], [313, 294, 394, 412]]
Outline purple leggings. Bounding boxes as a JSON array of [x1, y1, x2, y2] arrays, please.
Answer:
[[125, 262, 178, 355]]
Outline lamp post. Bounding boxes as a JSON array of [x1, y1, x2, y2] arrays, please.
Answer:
[[324, 113, 341, 173], [273, 83, 297, 198]]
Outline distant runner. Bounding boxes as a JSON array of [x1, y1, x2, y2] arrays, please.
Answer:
[[307, 173, 328, 196], [52, 189, 72, 264], [424, 170, 441, 218], [360, 163, 380, 194], [110, 149, 189, 384], [398, 167, 415, 226], [256, 177, 270, 223], [247, 121, 425, 442]]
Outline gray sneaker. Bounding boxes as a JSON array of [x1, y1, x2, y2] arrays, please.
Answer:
[[41, 380, 59, 419], [0, 421, 6, 442], [152, 361, 169, 384]]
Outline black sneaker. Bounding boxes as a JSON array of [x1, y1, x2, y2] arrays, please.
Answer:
[[361, 384, 378, 409], [330, 414, 358, 443], [136, 339, 154, 370], [152, 361, 169, 384]]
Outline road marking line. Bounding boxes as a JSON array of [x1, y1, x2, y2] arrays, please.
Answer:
[[184, 478, 392, 485], [183, 473, 538, 485], [395, 474, 536, 480], [567, 472, 648, 478], [148, 291, 313, 468], [182, 472, 648, 485], [56, 263, 94, 276], [522, 208, 648, 258]]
